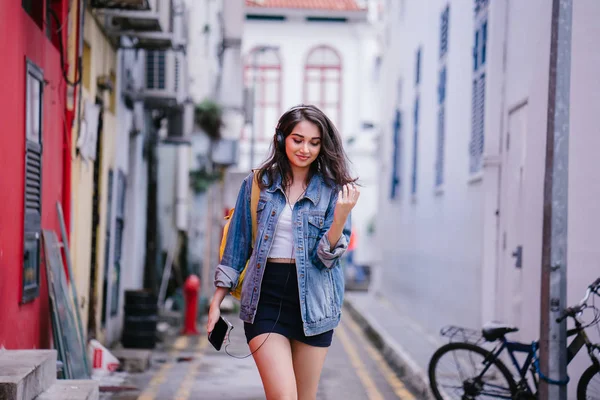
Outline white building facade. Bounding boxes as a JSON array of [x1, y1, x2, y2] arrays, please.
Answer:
[[184, 0, 246, 305], [238, 0, 381, 265], [378, 0, 600, 396], [97, 0, 193, 345]]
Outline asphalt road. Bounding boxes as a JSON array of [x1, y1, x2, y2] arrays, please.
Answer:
[[107, 308, 415, 400]]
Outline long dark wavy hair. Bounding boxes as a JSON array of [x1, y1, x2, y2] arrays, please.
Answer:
[[257, 104, 357, 192]]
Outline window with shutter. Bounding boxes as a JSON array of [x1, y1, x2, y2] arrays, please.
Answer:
[[436, 4, 449, 190], [415, 48, 422, 86], [146, 50, 167, 90], [390, 109, 402, 200], [440, 5, 450, 59], [469, 0, 488, 175], [411, 47, 422, 198], [411, 95, 419, 196], [470, 72, 486, 174], [436, 105, 446, 188], [22, 60, 44, 303]]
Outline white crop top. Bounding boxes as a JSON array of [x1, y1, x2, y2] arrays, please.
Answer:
[[268, 205, 295, 259]]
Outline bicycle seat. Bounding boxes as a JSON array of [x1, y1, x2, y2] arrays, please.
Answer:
[[482, 321, 519, 341]]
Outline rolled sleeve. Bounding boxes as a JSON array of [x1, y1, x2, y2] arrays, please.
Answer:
[[316, 232, 349, 269], [313, 190, 352, 269], [214, 264, 241, 289]]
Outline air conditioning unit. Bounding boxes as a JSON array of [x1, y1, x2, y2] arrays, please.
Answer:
[[212, 138, 239, 167], [90, 0, 150, 11], [133, 0, 185, 50], [102, 0, 172, 33], [141, 49, 184, 109]]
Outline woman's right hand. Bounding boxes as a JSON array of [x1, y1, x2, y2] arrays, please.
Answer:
[[206, 302, 221, 334]]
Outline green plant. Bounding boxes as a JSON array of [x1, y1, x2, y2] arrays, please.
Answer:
[[189, 168, 221, 194], [194, 99, 223, 140]]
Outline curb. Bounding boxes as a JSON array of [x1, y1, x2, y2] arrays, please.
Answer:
[[344, 297, 435, 400]]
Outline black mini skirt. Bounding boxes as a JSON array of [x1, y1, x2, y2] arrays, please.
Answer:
[[244, 261, 334, 348]]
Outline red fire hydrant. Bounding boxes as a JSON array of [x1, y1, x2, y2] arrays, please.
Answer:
[[183, 274, 200, 335]]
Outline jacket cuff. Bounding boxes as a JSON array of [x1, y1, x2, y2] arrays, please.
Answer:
[[214, 264, 240, 289], [316, 233, 348, 268]]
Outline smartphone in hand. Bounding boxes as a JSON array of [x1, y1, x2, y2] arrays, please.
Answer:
[[208, 316, 232, 351]]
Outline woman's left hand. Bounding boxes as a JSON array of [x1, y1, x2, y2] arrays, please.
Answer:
[[333, 183, 360, 224]]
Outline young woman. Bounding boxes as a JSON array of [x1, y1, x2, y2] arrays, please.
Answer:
[[207, 104, 360, 399]]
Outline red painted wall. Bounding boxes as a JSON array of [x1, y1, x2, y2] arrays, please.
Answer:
[[0, 0, 68, 349]]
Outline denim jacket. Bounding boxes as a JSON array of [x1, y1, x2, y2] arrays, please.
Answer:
[[214, 170, 351, 336]]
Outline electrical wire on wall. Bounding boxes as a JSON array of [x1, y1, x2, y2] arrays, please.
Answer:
[[47, 5, 82, 87]]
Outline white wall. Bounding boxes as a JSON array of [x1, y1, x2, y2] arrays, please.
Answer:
[[240, 19, 377, 165], [184, 0, 222, 103], [122, 132, 148, 292], [105, 47, 142, 344], [483, 1, 600, 395], [377, 0, 485, 334], [484, 0, 551, 342], [157, 144, 180, 257], [567, 0, 600, 386], [240, 14, 380, 263], [379, 0, 600, 396]]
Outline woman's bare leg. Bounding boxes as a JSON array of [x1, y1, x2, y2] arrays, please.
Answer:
[[250, 333, 297, 400], [290, 340, 329, 400]]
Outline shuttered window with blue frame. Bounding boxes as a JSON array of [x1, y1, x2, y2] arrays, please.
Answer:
[[411, 95, 419, 196], [411, 47, 422, 197], [436, 67, 447, 188], [390, 109, 402, 200], [469, 0, 488, 175], [435, 4, 450, 189]]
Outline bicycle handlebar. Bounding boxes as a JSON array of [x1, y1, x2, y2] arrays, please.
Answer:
[[557, 305, 582, 323], [556, 279, 599, 323]]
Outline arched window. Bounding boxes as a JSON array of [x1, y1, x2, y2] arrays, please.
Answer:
[[303, 45, 342, 128], [244, 47, 282, 141]]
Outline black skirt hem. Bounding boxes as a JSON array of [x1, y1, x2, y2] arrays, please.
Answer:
[[243, 261, 334, 348]]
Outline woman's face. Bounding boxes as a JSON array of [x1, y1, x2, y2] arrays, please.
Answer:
[[285, 120, 322, 169]]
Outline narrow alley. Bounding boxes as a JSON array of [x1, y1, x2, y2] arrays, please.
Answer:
[[106, 309, 415, 400]]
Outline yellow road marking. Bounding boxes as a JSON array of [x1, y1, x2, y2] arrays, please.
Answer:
[[344, 315, 416, 399], [337, 325, 385, 400], [173, 335, 190, 351], [137, 335, 199, 400], [196, 334, 208, 351], [173, 336, 209, 400], [137, 350, 176, 400]]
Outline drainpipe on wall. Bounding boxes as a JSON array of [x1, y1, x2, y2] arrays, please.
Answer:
[[63, 0, 84, 241], [175, 101, 193, 232]]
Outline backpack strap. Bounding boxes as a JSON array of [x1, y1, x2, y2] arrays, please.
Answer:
[[250, 170, 260, 245]]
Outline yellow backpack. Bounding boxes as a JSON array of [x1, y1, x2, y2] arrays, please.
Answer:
[[219, 171, 260, 300]]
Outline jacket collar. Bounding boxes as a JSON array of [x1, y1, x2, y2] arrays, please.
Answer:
[[265, 168, 322, 205]]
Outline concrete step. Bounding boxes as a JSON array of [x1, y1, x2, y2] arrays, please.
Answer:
[[35, 380, 99, 400], [0, 350, 57, 400]]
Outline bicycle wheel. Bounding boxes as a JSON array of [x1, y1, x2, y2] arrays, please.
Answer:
[[428, 342, 517, 399], [577, 364, 600, 400]]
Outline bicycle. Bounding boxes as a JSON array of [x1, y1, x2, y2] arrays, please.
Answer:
[[428, 277, 600, 399]]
